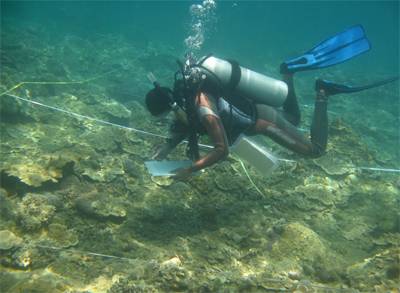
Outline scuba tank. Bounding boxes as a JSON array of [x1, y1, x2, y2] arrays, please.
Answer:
[[195, 55, 288, 108]]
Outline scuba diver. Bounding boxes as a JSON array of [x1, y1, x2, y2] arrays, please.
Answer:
[[145, 25, 398, 180]]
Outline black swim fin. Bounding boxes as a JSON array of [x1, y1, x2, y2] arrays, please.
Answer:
[[315, 76, 399, 96]]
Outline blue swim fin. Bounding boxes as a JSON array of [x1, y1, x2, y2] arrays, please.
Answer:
[[281, 25, 371, 73], [315, 76, 399, 96]]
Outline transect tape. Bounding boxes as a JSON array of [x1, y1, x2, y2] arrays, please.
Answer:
[[2, 81, 399, 175]]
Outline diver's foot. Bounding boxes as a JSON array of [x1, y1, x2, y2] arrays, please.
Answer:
[[315, 78, 348, 96], [316, 89, 328, 101], [315, 79, 329, 101]]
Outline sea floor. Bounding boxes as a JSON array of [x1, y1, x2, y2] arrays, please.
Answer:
[[0, 22, 399, 292]]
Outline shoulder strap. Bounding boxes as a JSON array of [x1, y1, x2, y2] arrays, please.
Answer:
[[226, 59, 242, 93], [185, 87, 200, 161]]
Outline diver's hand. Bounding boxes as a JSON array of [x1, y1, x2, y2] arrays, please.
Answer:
[[151, 144, 169, 160], [171, 167, 192, 181]]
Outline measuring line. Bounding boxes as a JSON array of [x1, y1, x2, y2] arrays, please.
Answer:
[[3, 93, 213, 148], [237, 157, 264, 196], [2, 93, 399, 174], [5, 93, 167, 139], [0, 70, 118, 97], [36, 244, 136, 262], [36, 244, 350, 291], [359, 167, 400, 173]]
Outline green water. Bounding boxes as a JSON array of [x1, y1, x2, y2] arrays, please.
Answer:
[[1, 1, 399, 292]]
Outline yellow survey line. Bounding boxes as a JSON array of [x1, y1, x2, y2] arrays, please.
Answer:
[[0, 69, 118, 97]]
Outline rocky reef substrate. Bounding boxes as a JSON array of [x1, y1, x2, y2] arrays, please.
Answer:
[[1, 22, 399, 292]]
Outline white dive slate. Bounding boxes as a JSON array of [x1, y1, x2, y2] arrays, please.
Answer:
[[145, 160, 193, 176]]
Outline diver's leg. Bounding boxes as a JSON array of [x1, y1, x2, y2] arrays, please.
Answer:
[[250, 104, 314, 156], [249, 101, 326, 157], [281, 73, 301, 126], [310, 89, 328, 155]]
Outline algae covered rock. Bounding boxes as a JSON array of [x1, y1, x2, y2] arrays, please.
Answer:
[[122, 157, 143, 179], [79, 127, 120, 152], [17, 193, 56, 231], [342, 222, 373, 241], [372, 232, 400, 246], [6, 269, 71, 293], [76, 154, 125, 182], [100, 99, 132, 119], [45, 223, 79, 248], [271, 222, 326, 262], [295, 183, 336, 207], [150, 176, 174, 187], [346, 247, 400, 291], [1, 122, 74, 187], [80, 275, 124, 293], [5, 157, 68, 188], [160, 256, 182, 269], [7, 246, 37, 269], [313, 151, 354, 176], [292, 176, 346, 211], [91, 200, 127, 220], [121, 131, 154, 159], [0, 230, 22, 250], [159, 256, 190, 291], [75, 192, 127, 222], [0, 187, 15, 220]]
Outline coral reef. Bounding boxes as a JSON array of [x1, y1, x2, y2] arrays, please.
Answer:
[[75, 192, 127, 222], [313, 151, 354, 176], [346, 248, 400, 291], [17, 193, 57, 231], [44, 223, 79, 248], [0, 230, 22, 250], [0, 20, 398, 293], [271, 222, 327, 262]]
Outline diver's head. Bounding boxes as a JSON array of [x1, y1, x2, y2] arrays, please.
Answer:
[[145, 86, 174, 116]]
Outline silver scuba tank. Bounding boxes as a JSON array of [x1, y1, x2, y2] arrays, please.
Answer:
[[198, 56, 288, 107]]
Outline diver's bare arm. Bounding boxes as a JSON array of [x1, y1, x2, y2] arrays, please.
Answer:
[[152, 132, 187, 160], [189, 115, 229, 172]]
